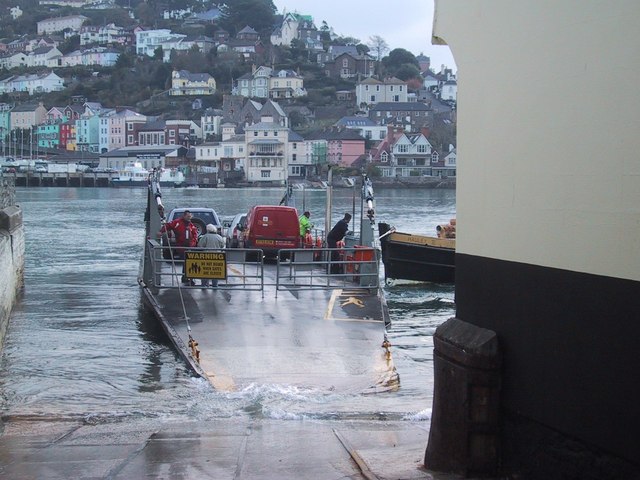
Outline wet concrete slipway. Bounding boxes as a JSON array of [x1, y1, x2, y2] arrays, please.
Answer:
[[0, 186, 459, 479]]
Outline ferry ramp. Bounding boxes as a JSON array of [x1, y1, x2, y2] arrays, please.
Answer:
[[140, 243, 399, 395]]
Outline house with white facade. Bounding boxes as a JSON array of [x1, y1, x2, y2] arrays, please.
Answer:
[[0, 52, 28, 70], [170, 70, 216, 96], [200, 108, 224, 140], [60, 47, 119, 67], [441, 80, 458, 103], [0, 71, 64, 95], [286, 130, 314, 178], [245, 117, 289, 184], [371, 127, 438, 177], [356, 77, 408, 109], [79, 23, 129, 46], [135, 29, 173, 57], [27, 46, 63, 67], [270, 12, 318, 48], [37, 15, 88, 35], [269, 70, 306, 99], [194, 123, 247, 182]]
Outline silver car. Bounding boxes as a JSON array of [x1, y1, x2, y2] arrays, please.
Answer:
[[225, 213, 247, 248]]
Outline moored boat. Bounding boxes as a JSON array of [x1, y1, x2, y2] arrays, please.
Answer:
[[378, 222, 455, 283], [111, 162, 185, 187]]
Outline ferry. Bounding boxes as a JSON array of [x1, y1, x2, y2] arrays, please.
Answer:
[[138, 171, 399, 395], [111, 162, 185, 187]]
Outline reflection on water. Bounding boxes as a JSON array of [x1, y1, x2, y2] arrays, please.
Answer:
[[0, 186, 455, 423]]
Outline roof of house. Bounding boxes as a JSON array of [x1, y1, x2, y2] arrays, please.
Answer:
[[237, 25, 258, 35], [175, 70, 213, 82], [334, 116, 377, 127], [370, 102, 431, 112]]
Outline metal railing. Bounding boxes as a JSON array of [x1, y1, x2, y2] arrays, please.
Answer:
[[147, 240, 265, 292], [144, 241, 380, 295], [275, 246, 380, 294]]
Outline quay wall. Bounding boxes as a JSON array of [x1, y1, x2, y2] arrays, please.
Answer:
[[0, 179, 24, 350]]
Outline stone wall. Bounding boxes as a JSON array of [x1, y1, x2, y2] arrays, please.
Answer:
[[0, 177, 24, 350]]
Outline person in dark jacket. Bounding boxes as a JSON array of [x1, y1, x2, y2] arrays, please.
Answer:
[[159, 210, 199, 284], [326, 213, 351, 273]]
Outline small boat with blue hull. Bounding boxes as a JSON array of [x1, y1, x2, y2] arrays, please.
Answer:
[[378, 222, 455, 283], [138, 171, 399, 394]]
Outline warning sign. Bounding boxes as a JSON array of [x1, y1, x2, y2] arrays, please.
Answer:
[[185, 251, 227, 280]]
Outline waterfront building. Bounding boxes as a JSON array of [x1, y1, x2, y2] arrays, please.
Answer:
[[10, 102, 47, 130], [370, 125, 437, 177], [334, 116, 387, 141], [106, 109, 145, 152], [244, 118, 289, 184], [98, 145, 185, 171]]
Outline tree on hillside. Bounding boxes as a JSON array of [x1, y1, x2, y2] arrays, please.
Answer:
[[381, 48, 420, 79], [219, 0, 276, 37], [367, 35, 389, 62]]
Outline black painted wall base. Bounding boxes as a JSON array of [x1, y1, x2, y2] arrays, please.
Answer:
[[455, 253, 640, 471], [500, 410, 640, 480]]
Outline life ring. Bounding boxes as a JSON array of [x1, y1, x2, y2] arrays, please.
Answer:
[[303, 232, 313, 248], [313, 236, 323, 261]]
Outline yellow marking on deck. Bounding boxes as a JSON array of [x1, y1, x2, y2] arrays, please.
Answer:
[[341, 296, 365, 308], [325, 288, 342, 320], [324, 289, 382, 323]]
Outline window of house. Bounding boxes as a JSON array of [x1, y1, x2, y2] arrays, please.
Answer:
[[342, 58, 348, 67], [371, 95, 375, 102], [169, 130, 175, 137], [417, 145, 427, 153], [261, 170, 270, 178], [263, 131, 268, 136], [254, 131, 258, 136], [291, 166, 300, 175], [292, 154, 297, 162], [397, 144, 409, 153]]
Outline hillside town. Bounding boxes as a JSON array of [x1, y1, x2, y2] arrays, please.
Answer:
[[0, 1, 457, 186]]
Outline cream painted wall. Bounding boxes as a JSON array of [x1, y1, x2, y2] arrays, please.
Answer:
[[433, 0, 640, 281]]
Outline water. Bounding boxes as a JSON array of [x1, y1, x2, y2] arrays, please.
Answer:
[[0, 186, 455, 425]]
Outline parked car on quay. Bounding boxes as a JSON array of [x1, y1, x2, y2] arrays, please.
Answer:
[[225, 213, 247, 248]]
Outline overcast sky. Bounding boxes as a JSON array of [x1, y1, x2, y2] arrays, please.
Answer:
[[271, 0, 457, 71]]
